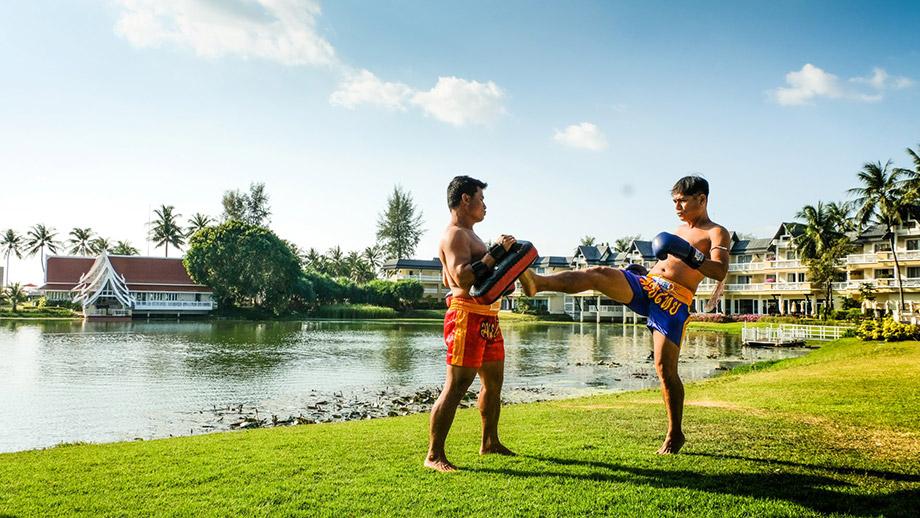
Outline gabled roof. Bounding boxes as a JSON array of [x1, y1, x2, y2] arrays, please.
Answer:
[[731, 238, 773, 254], [773, 222, 806, 240], [575, 245, 602, 262], [381, 258, 442, 270], [631, 240, 656, 260], [40, 255, 210, 292], [533, 256, 571, 268], [853, 223, 889, 243]]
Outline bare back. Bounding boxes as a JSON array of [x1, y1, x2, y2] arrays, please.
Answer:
[[439, 224, 488, 298], [649, 220, 730, 291]]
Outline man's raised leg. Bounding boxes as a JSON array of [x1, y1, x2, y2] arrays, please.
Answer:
[[426, 365, 477, 471], [652, 331, 685, 454], [477, 360, 514, 456], [519, 267, 634, 303]]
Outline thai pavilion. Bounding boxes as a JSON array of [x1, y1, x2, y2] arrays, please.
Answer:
[[40, 254, 215, 319]]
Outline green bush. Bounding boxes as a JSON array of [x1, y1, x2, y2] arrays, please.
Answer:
[[855, 318, 920, 341], [309, 304, 398, 319]]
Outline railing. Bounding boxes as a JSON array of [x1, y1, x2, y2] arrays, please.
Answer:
[[84, 308, 130, 317], [134, 301, 214, 310], [728, 259, 803, 272], [396, 274, 442, 282], [834, 279, 920, 290], [742, 323, 851, 344], [847, 250, 920, 264]]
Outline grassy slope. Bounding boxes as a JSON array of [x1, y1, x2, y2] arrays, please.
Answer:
[[1, 339, 917, 517]]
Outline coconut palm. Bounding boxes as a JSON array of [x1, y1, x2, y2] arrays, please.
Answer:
[[149, 205, 185, 258], [1, 229, 23, 286], [68, 227, 95, 256], [849, 160, 909, 309], [345, 251, 374, 284], [26, 224, 59, 274], [326, 246, 345, 277], [825, 201, 857, 233], [580, 235, 596, 246], [794, 202, 840, 258], [186, 213, 213, 237], [112, 241, 140, 255], [362, 245, 384, 275], [90, 237, 113, 254], [3, 283, 27, 312]]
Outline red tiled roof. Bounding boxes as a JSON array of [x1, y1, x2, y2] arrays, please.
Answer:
[[40, 255, 211, 292]]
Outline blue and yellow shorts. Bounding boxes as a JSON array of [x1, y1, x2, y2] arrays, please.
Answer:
[[622, 270, 694, 347]]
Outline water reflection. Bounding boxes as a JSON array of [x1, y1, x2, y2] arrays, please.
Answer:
[[0, 320, 808, 453]]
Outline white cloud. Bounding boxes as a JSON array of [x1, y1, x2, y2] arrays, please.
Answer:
[[771, 63, 913, 106], [329, 69, 413, 110], [553, 122, 607, 151], [113, 0, 336, 66], [410, 77, 505, 126]]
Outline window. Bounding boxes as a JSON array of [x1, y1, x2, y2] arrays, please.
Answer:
[[875, 269, 894, 279], [908, 239, 920, 251], [875, 243, 892, 252], [736, 254, 752, 264], [909, 267, 920, 279], [736, 276, 751, 284], [787, 273, 805, 282], [786, 251, 797, 260]]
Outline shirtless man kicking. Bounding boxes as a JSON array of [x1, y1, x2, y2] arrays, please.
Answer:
[[425, 175, 516, 472], [519, 175, 730, 454]]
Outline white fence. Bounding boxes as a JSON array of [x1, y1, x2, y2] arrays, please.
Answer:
[[742, 323, 852, 344]]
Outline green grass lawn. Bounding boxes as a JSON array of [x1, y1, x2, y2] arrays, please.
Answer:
[[1, 338, 917, 516]]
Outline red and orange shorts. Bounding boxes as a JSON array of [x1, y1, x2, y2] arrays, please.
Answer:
[[444, 295, 504, 368]]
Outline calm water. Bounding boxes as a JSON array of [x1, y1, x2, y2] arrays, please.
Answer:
[[0, 320, 808, 453]]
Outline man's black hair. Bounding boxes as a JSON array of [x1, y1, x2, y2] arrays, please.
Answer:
[[447, 175, 487, 209], [672, 175, 709, 197]]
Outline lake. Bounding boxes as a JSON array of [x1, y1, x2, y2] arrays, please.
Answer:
[[0, 319, 809, 452]]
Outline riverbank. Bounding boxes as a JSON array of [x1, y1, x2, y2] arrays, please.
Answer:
[[1, 337, 916, 516]]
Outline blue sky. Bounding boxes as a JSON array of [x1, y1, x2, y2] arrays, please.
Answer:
[[2, 0, 919, 284]]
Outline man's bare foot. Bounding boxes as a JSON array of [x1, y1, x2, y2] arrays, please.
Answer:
[[656, 432, 686, 454], [424, 455, 459, 472], [480, 442, 516, 456], [519, 271, 538, 296]]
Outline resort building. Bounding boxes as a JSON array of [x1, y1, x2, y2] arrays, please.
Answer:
[[40, 254, 216, 319], [380, 258, 447, 301]]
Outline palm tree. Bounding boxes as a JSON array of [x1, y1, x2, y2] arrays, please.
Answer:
[[1, 229, 23, 286], [794, 202, 839, 258], [3, 283, 28, 312], [149, 205, 185, 258], [68, 227, 95, 256], [90, 237, 113, 254], [186, 213, 213, 237], [363, 245, 384, 275], [795, 202, 849, 318], [580, 235, 596, 246], [345, 250, 374, 283], [849, 160, 909, 309], [26, 224, 59, 274], [112, 241, 140, 255], [825, 201, 857, 233], [326, 246, 345, 277], [303, 247, 325, 272]]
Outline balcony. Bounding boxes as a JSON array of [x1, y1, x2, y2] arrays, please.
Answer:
[[133, 301, 215, 311], [395, 274, 442, 282], [847, 250, 920, 264], [834, 279, 920, 290], [727, 259, 802, 272]]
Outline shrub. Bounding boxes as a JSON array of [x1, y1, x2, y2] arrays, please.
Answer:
[[688, 313, 761, 323], [855, 318, 920, 341]]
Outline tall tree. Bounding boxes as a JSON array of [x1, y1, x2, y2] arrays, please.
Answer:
[[345, 250, 374, 284], [90, 237, 113, 254], [112, 241, 140, 255], [26, 224, 59, 274], [825, 201, 857, 233], [376, 185, 424, 260], [303, 247, 325, 272], [186, 213, 213, 237], [796, 202, 849, 318], [363, 245, 384, 275], [149, 205, 185, 258], [580, 235, 596, 246], [1, 229, 24, 286], [849, 160, 909, 309], [68, 227, 95, 256], [326, 246, 345, 277], [221, 182, 271, 226]]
